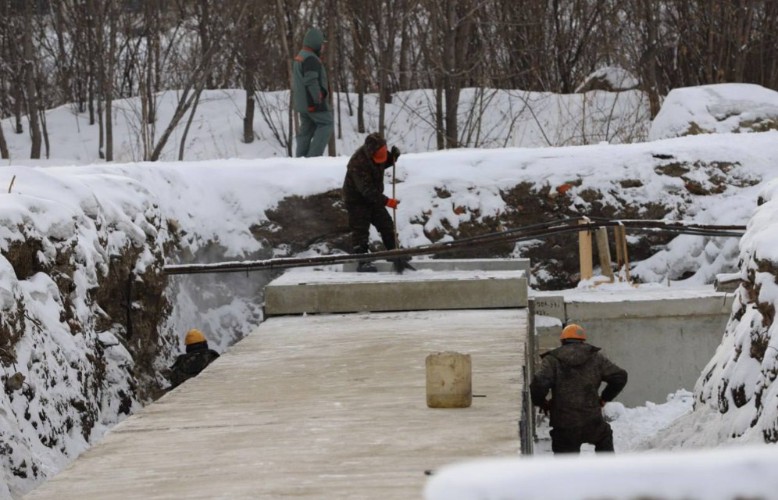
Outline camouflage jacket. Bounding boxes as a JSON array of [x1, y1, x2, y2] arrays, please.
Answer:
[[169, 346, 220, 389], [342, 141, 392, 206], [530, 342, 627, 429]]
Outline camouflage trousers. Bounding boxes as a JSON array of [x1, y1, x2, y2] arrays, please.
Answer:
[[346, 202, 396, 254], [550, 419, 614, 454]]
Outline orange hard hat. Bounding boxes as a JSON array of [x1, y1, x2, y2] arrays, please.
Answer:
[[560, 323, 586, 341], [185, 328, 206, 345]]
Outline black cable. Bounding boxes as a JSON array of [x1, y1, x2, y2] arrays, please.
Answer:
[[163, 218, 747, 275]]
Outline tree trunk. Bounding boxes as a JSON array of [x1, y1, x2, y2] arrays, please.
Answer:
[[275, 0, 295, 156], [105, 0, 117, 162], [350, 4, 367, 134], [179, 90, 204, 161], [242, 4, 257, 144], [23, 1, 42, 159], [197, 0, 214, 89], [435, 78, 444, 150], [442, 0, 458, 148], [0, 121, 9, 159], [640, 0, 661, 118], [398, 0, 411, 90]]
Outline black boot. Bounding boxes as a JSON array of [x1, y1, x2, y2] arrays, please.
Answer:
[[357, 261, 378, 273], [353, 243, 376, 272], [391, 256, 415, 274]]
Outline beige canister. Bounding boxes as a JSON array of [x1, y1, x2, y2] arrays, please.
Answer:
[[425, 351, 472, 408]]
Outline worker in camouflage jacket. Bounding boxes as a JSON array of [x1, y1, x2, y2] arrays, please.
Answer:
[[530, 323, 628, 453], [342, 132, 410, 273], [291, 27, 333, 157], [169, 329, 220, 389]]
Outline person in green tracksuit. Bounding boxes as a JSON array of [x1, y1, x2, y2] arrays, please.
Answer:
[[292, 28, 333, 157]]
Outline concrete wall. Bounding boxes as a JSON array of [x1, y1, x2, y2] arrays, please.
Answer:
[[533, 293, 733, 407]]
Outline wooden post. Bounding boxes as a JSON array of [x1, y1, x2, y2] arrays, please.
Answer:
[[614, 226, 624, 271], [614, 225, 631, 282], [595, 227, 614, 281], [578, 219, 593, 281], [621, 227, 631, 282]]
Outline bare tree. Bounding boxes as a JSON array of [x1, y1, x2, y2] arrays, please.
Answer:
[[0, 122, 7, 159], [22, 0, 42, 159], [104, 0, 118, 161], [346, 0, 370, 134], [151, 1, 251, 161], [275, 0, 299, 157], [2, 0, 778, 163], [549, 0, 610, 93], [241, 0, 259, 144], [424, 0, 480, 149]]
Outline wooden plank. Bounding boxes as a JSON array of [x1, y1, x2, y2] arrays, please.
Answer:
[[27, 310, 527, 500], [595, 227, 614, 281]]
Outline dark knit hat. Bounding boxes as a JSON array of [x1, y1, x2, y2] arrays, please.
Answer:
[[364, 132, 386, 156]]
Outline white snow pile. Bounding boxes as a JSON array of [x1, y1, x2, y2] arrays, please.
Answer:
[[643, 177, 778, 450], [649, 83, 778, 140], [575, 66, 639, 92], [424, 444, 778, 500]]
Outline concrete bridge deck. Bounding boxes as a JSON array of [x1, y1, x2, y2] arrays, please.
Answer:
[[27, 268, 528, 499]]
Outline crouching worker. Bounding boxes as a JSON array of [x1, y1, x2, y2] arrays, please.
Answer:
[[169, 329, 220, 389], [530, 323, 628, 454], [342, 132, 414, 273]]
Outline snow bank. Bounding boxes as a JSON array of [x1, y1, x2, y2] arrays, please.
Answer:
[[424, 444, 778, 500], [0, 168, 170, 498], [687, 177, 778, 444], [649, 83, 778, 140]]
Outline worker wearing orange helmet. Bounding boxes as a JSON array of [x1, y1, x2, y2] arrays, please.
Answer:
[[530, 323, 628, 453], [168, 329, 220, 389]]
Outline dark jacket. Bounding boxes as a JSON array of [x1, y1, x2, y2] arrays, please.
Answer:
[[530, 341, 627, 429], [292, 28, 330, 114], [342, 133, 393, 206], [169, 341, 220, 389]]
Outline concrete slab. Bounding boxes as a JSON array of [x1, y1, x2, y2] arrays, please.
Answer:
[[264, 270, 528, 316], [26, 309, 527, 500], [341, 258, 530, 273]]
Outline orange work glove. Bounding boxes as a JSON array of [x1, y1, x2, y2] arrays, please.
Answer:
[[386, 198, 399, 209]]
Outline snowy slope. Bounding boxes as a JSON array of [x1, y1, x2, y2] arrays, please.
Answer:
[[1, 87, 649, 164]]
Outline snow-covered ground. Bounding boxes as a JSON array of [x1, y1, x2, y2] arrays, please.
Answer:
[[1, 87, 649, 164], [2, 83, 778, 498]]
